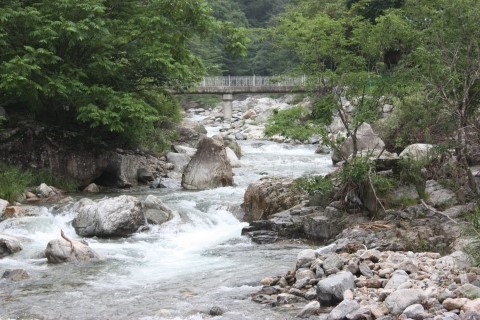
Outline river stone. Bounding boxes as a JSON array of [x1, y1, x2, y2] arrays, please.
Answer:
[[72, 195, 145, 237], [166, 152, 191, 173], [226, 147, 241, 168], [297, 301, 320, 318], [359, 262, 374, 278], [45, 238, 100, 263], [384, 269, 410, 289], [296, 269, 316, 282], [36, 183, 56, 197], [173, 145, 197, 157], [143, 195, 173, 225], [2, 269, 30, 281], [384, 289, 426, 315], [327, 299, 360, 320], [181, 136, 233, 190], [439, 251, 472, 270], [0, 198, 8, 214], [456, 284, 480, 299], [323, 254, 345, 272], [463, 299, 480, 313], [277, 293, 303, 304], [402, 303, 425, 318], [83, 183, 100, 193], [0, 234, 23, 258], [317, 271, 356, 306], [297, 249, 317, 268]]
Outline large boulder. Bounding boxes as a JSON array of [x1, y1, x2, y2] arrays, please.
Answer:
[[226, 147, 241, 168], [331, 123, 385, 164], [242, 177, 307, 222], [181, 136, 233, 190], [45, 236, 99, 263], [143, 195, 174, 225], [72, 195, 145, 237], [303, 206, 347, 242], [425, 180, 457, 208], [0, 235, 23, 258]]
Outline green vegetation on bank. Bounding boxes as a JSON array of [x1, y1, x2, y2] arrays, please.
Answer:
[[0, 163, 78, 202]]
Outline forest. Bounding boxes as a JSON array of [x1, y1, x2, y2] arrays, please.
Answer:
[[1, 0, 480, 193]]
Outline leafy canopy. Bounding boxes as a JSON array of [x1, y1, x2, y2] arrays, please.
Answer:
[[0, 0, 236, 142]]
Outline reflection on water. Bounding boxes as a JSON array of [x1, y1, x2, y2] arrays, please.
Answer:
[[0, 140, 332, 320]]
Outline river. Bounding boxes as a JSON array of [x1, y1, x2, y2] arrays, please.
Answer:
[[0, 139, 333, 320]]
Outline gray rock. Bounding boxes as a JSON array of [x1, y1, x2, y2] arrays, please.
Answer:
[[83, 183, 99, 193], [323, 254, 345, 272], [327, 299, 360, 320], [296, 269, 316, 282], [439, 251, 472, 270], [226, 147, 241, 168], [137, 168, 154, 183], [384, 269, 410, 289], [181, 137, 233, 190], [455, 284, 480, 299], [399, 143, 434, 161], [303, 208, 347, 242], [331, 123, 385, 164], [317, 271, 356, 306], [277, 293, 303, 304], [0, 198, 8, 214], [297, 249, 317, 268], [0, 234, 22, 258], [297, 301, 320, 318], [143, 195, 173, 225], [36, 183, 56, 197], [315, 243, 338, 255], [402, 304, 425, 318], [425, 180, 457, 208], [72, 195, 145, 237], [173, 145, 197, 157], [235, 132, 246, 140], [2, 269, 30, 281], [242, 177, 306, 222], [359, 262, 374, 278], [45, 237, 99, 263], [208, 306, 224, 316], [166, 152, 191, 173], [384, 289, 426, 315]]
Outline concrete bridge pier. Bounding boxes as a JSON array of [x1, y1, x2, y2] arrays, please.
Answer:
[[223, 93, 233, 121]]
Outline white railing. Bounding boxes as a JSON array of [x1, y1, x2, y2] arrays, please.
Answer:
[[199, 76, 306, 87]]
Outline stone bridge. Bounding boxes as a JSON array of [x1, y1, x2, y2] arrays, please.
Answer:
[[187, 76, 307, 120]]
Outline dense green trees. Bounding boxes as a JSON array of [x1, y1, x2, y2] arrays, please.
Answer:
[[265, 0, 480, 194], [0, 0, 218, 146]]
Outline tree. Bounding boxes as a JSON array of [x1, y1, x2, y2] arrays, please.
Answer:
[[0, 0, 239, 145], [406, 0, 480, 192]]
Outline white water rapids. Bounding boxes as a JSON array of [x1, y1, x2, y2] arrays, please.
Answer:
[[0, 140, 333, 320]]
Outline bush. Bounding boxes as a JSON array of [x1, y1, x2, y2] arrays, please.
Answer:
[[265, 106, 322, 141], [0, 165, 33, 202], [465, 207, 480, 266]]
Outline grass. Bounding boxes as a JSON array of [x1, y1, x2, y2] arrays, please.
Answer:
[[0, 163, 79, 202]]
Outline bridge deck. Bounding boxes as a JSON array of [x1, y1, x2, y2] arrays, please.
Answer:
[[189, 76, 307, 94]]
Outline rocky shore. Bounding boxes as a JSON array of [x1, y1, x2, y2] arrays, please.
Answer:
[[253, 247, 480, 320]]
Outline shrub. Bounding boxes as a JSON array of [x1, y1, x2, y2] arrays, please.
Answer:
[[0, 164, 33, 202]]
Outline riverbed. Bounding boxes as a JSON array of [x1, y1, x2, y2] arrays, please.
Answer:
[[0, 140, 332, 320]]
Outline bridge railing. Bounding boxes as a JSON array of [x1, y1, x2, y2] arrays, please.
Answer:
[[199, 76, 306, 87]]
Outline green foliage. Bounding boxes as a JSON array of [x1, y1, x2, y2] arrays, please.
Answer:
[[465, 207, 480, 266], [0, 165, 33, 202], [294, 175, 333, 196], [264, 106, 323, 142], [0, 163, 80, 202], [0, 0, 220, 144]]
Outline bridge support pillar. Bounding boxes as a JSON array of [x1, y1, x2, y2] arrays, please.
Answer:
[[223, 93, 233, 121]]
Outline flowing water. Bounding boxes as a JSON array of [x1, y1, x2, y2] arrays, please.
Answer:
[[0, 139, 333, 320]]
